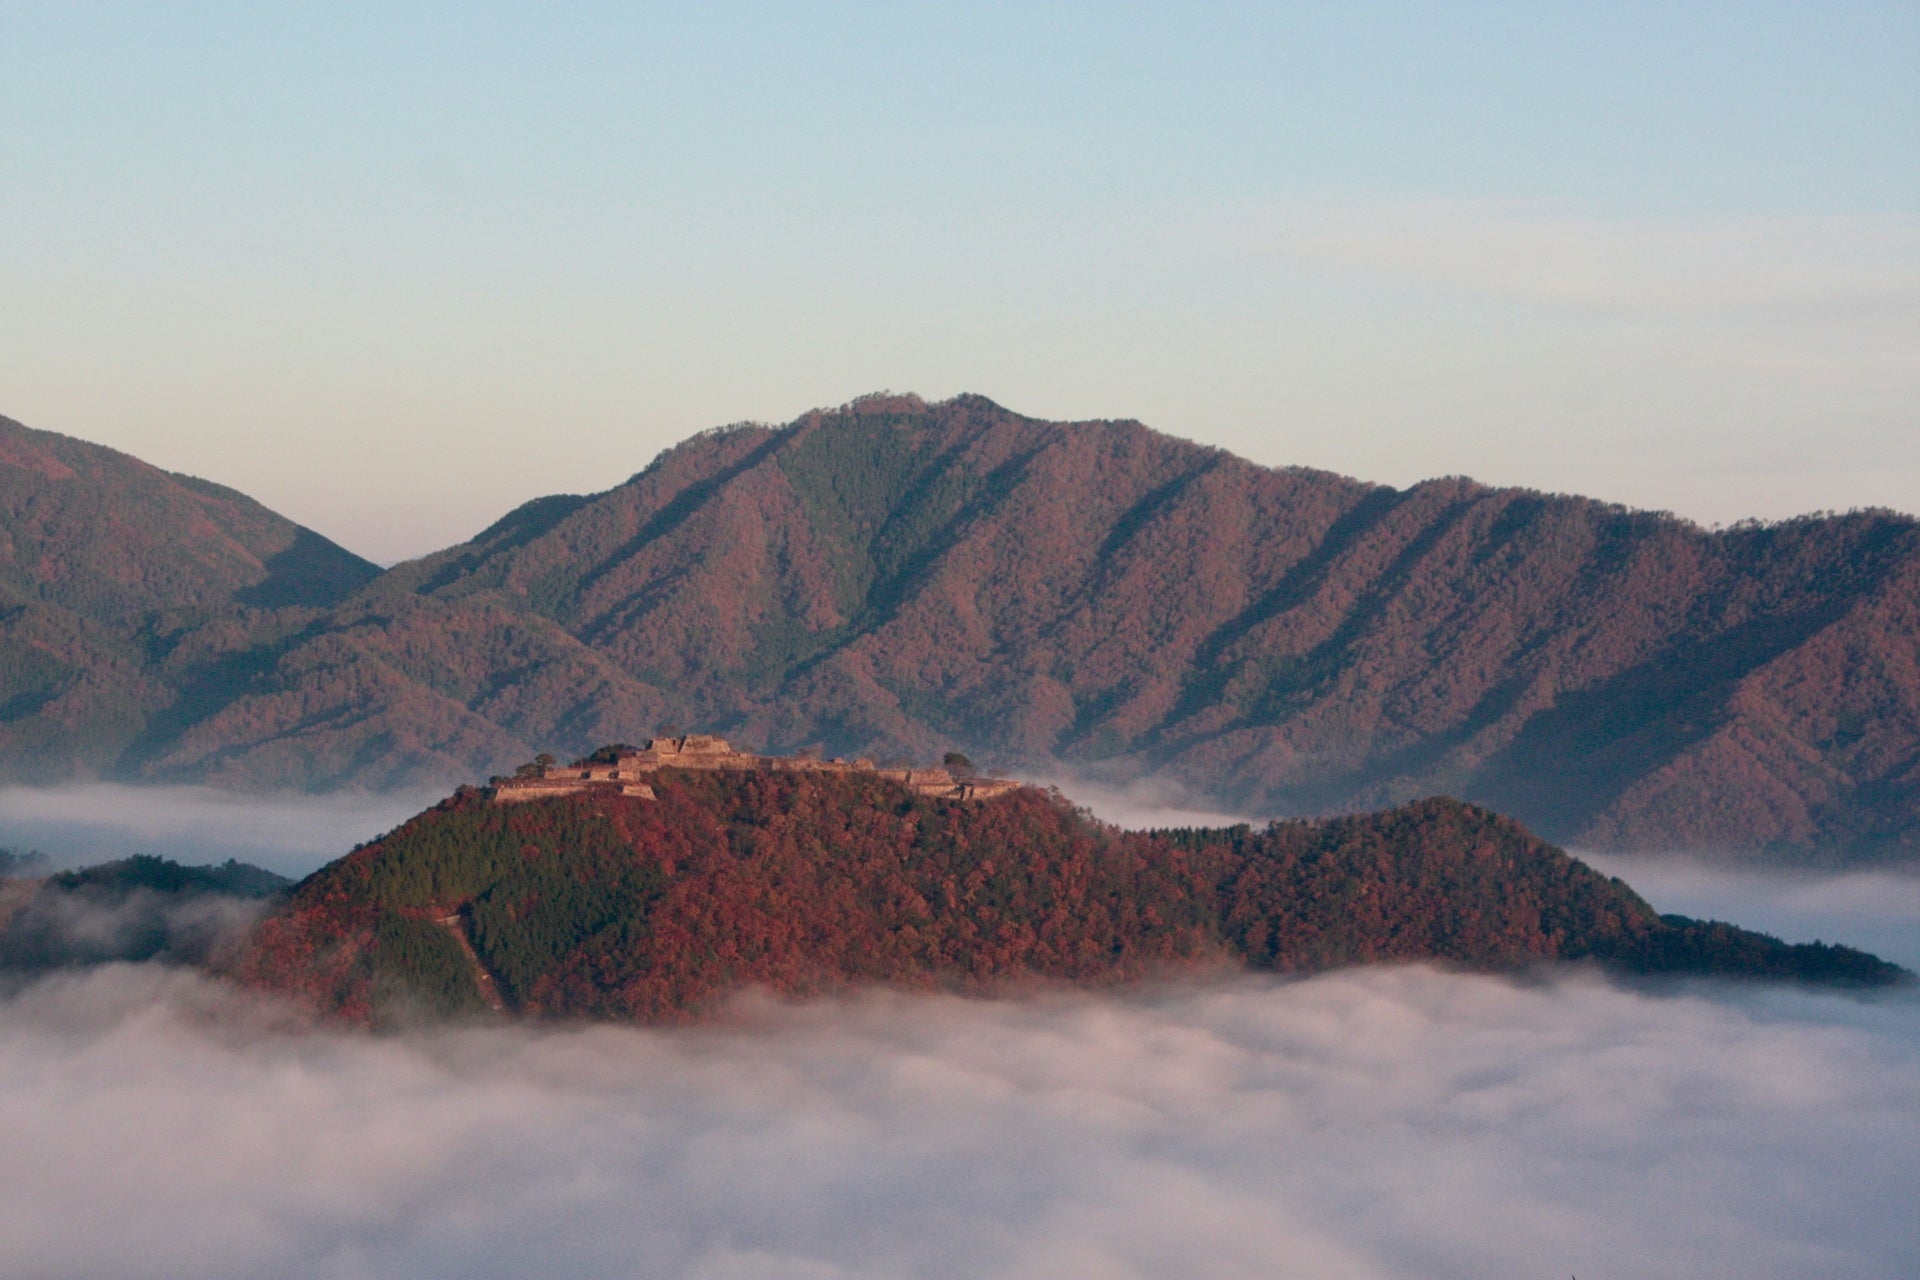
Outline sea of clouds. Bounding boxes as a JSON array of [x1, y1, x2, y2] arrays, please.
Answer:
[[0, 784, 1916, 1278], [2, 964, 1915, 1279], [0, 783, 442, 877]]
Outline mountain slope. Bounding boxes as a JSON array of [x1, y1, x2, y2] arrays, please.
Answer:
[[3, 397, 1918, 862], [0, 414, 375, 625], [230, 775, 1906, 1025], [0, 853, 290, 972], [219, 393, 1916, 859], [0, 414, 380, 777]]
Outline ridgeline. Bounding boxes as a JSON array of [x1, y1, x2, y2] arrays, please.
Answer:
[[6, 398, 1920, 862]]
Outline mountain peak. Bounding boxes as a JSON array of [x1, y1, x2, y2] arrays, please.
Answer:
[[4, 401, 1918, 863]]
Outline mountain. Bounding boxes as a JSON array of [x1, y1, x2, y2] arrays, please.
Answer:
[[175, 393, 1920, 861], [229, 769, 1906, 1025], [3, 397, 1918, 863], [0, 413, 379, 781]]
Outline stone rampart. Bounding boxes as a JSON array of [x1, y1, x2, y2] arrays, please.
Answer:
[[490, 736, 1014, 805]]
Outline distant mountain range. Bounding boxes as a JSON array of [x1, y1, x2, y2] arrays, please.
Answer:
[[3, 396, 1917, 863]]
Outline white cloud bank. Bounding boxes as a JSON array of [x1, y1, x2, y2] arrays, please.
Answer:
[[2, 788, 1915, 1277], [1584, 852, 1920, 973], [1026, 772, 1255, 833], [0, 784, 443, 877], [0, 964, 1914, 1280]]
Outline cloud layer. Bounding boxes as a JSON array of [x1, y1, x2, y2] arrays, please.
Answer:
[[1, 962, 1914, 1279], [1584, 852, 1920, 972], [3, 790, 1914, 1277], [0, 879, 274, 974], [0, 784, 440, 877]]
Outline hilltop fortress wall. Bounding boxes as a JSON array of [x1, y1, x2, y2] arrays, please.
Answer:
[[491, 735, 1020, 805]]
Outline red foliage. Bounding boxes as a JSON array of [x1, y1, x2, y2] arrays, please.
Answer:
[[232, 773, 1667, 1025]]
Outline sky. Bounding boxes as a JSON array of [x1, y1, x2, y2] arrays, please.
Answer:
[[2, 3, 1915, 564]]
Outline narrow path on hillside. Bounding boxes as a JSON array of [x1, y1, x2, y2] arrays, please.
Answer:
[[436, 910, 509, 1012]]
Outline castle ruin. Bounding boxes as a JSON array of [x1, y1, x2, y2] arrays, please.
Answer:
[[490, 735, 1020, 805]]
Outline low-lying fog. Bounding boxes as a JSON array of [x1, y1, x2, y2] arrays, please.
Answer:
[[1, 784, 1916, 1278], [1582, 852, 1920, 973], [0, 783, 441, 877], [3, 965, 1914, 1279]]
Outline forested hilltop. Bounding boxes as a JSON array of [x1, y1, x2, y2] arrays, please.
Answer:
[[230, 769, 1906, 1025], [0, 852, 291, 973], [4, 397, 1920, 863]]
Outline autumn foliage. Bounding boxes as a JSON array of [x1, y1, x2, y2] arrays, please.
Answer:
[[230, 771, 1906, 1025], [7, 398, 1920, 860]]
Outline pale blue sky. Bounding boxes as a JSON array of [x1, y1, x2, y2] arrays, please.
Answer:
[[3, 3, 1915, 562]]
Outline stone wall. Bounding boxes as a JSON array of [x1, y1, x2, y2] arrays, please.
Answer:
[[491, 736, 1014, 805]]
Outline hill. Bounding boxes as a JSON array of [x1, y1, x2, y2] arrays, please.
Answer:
[[0, 853, 292, 971], [3, 396, 1918, 862], [229, 768, 1906, 1024]]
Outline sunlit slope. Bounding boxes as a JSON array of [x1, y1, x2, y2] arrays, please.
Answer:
[[5, 397, 1919, 862], [134, 596, 668, 791], [0, 414, 378, 781], [231, 774, 1906, 1024], [241, 394, 1920, 858]]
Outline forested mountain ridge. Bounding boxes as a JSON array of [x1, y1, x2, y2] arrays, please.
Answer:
[[0, 414, 378, 781], [229, 774, 1907, 1025], [2, 396, 1918, 863], [0, 414, 375, 624]]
